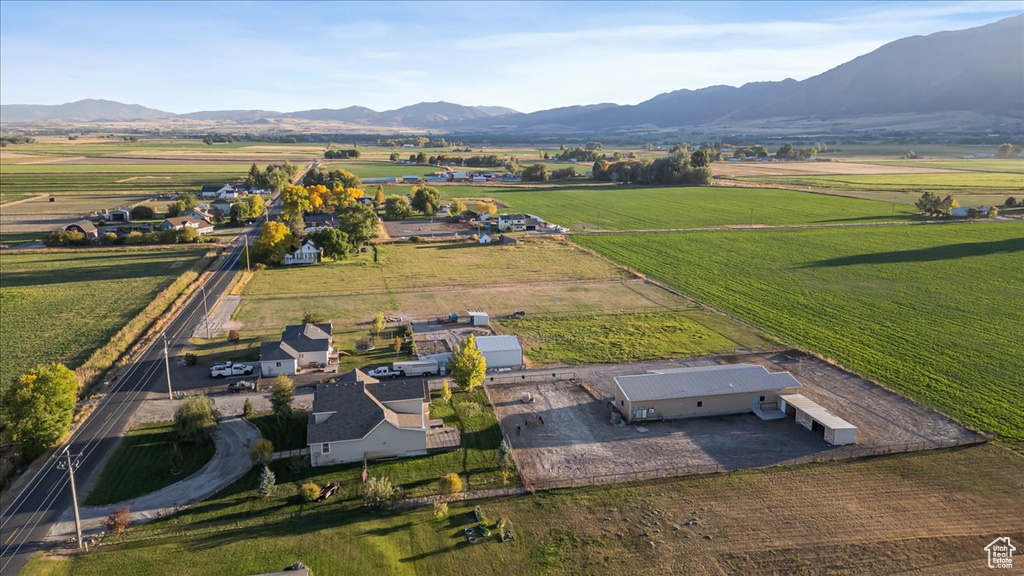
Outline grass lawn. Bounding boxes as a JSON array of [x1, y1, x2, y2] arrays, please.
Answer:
[[742, 172, 1024, 195], [498, 310, 776, 365], [473, 185, 918, 231], [574, 223, 1024, 447], [25, 442, 1024, 575], [248, 412, 307, 451], [0, 248, 208, 391], [83, 421, 215, 506]]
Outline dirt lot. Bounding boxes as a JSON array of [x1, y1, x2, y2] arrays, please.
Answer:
[[382, 218, 477, 239], [712, 160, 961, 178], [488, 351, 982, 488]]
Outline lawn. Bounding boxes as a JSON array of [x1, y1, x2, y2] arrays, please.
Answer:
[[0, 248, 208, 391], [498, 310, 776, 365], [248, 412, 307, 451], [24, 442, 1024, 575], [574, 223, 1024, 447], [743, 172, 1024, 195], [473, 185, 918, 231], [83, 421, 215, 506]]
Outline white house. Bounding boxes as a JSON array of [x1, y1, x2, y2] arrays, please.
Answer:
[[259, 323, 333, 376], [200, 184, 234, 199], [307, 370, 459, 466], [497, 214, 542, 232], [284, 239, 322, 266], [157, 216, 214, 234]]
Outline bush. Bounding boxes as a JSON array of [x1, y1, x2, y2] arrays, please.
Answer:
[[438, 473, 464, 495], [300, 482, 321, 502], [184, 353, 199, 366], [130, 205, 155, 219], [433, 501, 449, 521], [104, 507, 131, 538], [409, 235, 423, 243], [257, 465, 276, 498], [174, 395, 217, 443], [250, 438, 274, 466], [243, 398, 254, 419], [364, 475, 397, 509]]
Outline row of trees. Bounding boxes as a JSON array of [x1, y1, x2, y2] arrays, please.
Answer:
[[376, 137, 456, 148], [592, 156, 712, 185], [425, 154, 506, 167], [43, 226, 208, 247], [323, 148, 361, 159], [245, 161, 301, 193], [302, 166, 361, 190]]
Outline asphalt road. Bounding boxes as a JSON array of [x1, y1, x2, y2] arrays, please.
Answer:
[[0, 227, 258, 575]]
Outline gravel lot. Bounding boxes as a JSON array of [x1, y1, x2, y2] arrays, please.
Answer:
[[487, 350, 982, 488]]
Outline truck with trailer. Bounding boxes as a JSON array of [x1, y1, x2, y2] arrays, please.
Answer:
[[368, 360, 440, 379]]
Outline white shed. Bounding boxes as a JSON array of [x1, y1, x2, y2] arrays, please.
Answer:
[[468, 310, 490, 326], [779, 393, 857, 446], [478, 233, 491, 245], [474, 335, 522, 370]]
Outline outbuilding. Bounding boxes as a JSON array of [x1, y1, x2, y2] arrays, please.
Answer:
[[613, 364, 803, 422], [473, 335, 522, 370], [779, 393, 857, 445], [467, 310, 489, 326]]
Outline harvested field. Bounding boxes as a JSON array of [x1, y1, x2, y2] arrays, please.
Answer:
[[488, 352, 982, 490], [711, 160, 960, 177]]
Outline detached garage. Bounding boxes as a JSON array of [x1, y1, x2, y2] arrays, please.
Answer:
[[614, 364, 803, 423], [474, 335, 523, 370]]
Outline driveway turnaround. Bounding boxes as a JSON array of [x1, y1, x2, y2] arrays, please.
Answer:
[[49, 416, 260, 539]]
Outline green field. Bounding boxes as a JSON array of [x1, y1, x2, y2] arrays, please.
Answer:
[[84, 421, 216, 506], [0, 248, 207, 389], [474, 185, 917, 230], [574, 223, 1024, 446], [499, 311, 775, 365], [743, 172, 1024, 195], [323, 160, 441, 179]]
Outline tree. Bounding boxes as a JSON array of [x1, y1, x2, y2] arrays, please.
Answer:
[[302, 312, 326, 324], [394, 337, 403, 355], [270, 375, 294, 421], [995, 143, 1021, 158], [373, 312, 386, 333], [775, 143, 797, 160], [690, 149, 711, 168], [243, 398, 254, 420], [130, 205, 155, 219], [450, 199, 466, 214], [232, 195, 266, 223], [104, 507, 131, 538], [438, 473, 463, 494], [257, 465, 276, 498], [988, 205, 999, 219], [498, 438, 514, 471], [450, 334, 486, 391], [252, 221, 295, 265], [384, 195, 412, 220], [245, 162, 269, 189], [174, 395, 217, 443], [364, 475, 397, 509], [440, 379, 452, 405], [1, 363, 78, 457], [250, 438, 274, 466], [1005, 197, 1018, 208], [476, 201, 498, 217], [166, 192, 198, 217], [311, 227, 353, 261], [374, 185, 386, 207], [281, 185, 312, 221], [521, 163, 548, 182], [411, 186, 442, 216], [337, 202, 379, 247]]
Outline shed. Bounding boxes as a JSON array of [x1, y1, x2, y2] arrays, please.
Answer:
[[467, 310, 489, 326], [473, 335, 522, 370], [478, 233, 492, 245], [779, 394, 857, 445], [107, 207, 131, 222]]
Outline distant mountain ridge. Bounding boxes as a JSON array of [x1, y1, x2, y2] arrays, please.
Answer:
[[2, 15, 1021, 131]]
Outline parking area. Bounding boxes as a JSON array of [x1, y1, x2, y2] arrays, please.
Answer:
[[487, 350, 983, 489], [382, 218, 476, 239]]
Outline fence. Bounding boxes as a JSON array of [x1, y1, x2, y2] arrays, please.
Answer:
[[518, 435, 987, 492], [272, 447, 310, 461], [483, 371, 577, 387]]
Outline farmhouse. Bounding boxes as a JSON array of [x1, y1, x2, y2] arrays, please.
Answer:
[[182, 207, 215, 222], [474, 335, 523, 370], [65, 220, 98, 239], [259, 322, 334, 376], [307, 370, 460, 466], [209, 198, 234, 217], [614, 364, 802, 422], [497, 214, 543, 232], [200, 184, 234, 199], [284, 239, 322, 266], [157, 216, 214, 234]]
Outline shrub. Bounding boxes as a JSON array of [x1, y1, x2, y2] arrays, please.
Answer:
[[257, 465, 276, 498], [364, 475, 397, 509], [440, 380, 452, 405], [130, 205, 155, 219], [104, 507, 131, 538], [228, 329, 240, 343], [168, 442, 184, 475], [174, 395, 217, 443], [242, 398, 254, 419], [433, 501, 449, 521], [300, 482, 321, 502], [438, 473, 463, 495], [270, 375, 294, 420], [409, 235, 423, 243], [184, 353, 199, 366], [250, 438, 274, 466]]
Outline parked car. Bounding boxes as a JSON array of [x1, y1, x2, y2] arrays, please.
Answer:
[[227, 379, 257, 393], [210, 362, 254, 378], [367, 366, 400, 379]]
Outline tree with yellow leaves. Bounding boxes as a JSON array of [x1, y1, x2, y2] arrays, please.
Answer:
[[253, 221, 295, 265], [281, 185, 311, 221]]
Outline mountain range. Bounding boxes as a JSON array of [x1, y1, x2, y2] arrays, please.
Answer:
[[2, 15, 1022, 133]]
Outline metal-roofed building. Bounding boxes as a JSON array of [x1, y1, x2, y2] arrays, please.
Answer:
[[473, 335, 523, 370], [614, 364, 802, 422], [779, 393, 857, 445]]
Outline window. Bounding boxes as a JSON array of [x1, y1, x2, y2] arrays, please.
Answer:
[[321, 443, 330, 454], [276, 361, 281, 367], [760, 396, 766, 402], [697, 401, 703, 407], [619, 400, 624, 406]]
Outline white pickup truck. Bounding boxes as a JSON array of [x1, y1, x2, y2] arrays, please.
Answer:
[[210, 362, 254, 378], [368, 360, 439, 379]]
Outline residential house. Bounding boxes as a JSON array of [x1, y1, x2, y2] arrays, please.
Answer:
[[284, 239, 323, 266], [200, 184, 234, 199], [497, 214, 542, 232], [210, 198, 234, 218], [157, 216, 215, 234], [307, 369, 460, 466], [65, 220, 98, 239], [259, 322, 334, 376], [183, 207, 215, 222]]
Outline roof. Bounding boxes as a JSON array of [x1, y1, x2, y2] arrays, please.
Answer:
[[337, 368, 379, 384], [499, 214, 527, 220], [289, 239, 321, 254], [66, 219, 97, 233], [615, 364, 802, 402], [779, 393, 856, 431], [474, 335, 522, 353], [280, 323, 333, 352], [260, 340, 298, 361], [365, 379, 428, 403], [308, 378, 426, 444], [200, 184, 230, 193], [467, 310, 489, 318], [163, 216, 213, 228]]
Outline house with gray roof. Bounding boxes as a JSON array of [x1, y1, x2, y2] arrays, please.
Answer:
[[613, 364, 803, 423], [259, 323, 334, 377], [307, 369, 458, 466]]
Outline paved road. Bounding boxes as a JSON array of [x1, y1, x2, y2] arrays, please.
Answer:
[[0, 227, 258, 575]]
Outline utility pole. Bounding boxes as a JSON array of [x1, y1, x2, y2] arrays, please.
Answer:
[[244, 235, 251, 273], [57, 448, 83, 549], [163, 332, 173, 401], [200, 283, 211, 339]]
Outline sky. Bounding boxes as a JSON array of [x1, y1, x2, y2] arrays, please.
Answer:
[[1, 1, 1021, 113]]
